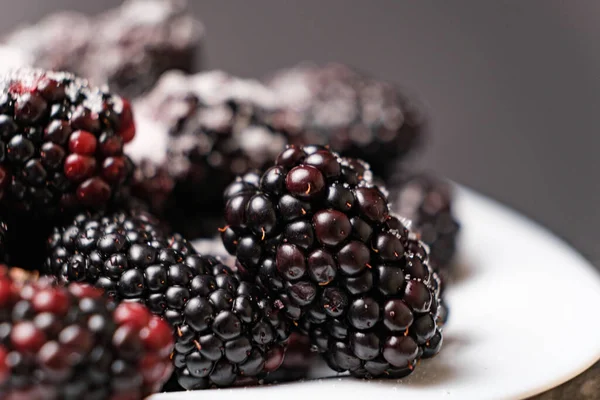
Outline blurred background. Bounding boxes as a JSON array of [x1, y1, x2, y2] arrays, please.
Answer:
[[3, 0, 599, 267]]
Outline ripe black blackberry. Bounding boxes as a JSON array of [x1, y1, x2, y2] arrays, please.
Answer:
[[0, 267, 174, 399], [129, 70, 289, 238], [0, 68, 135, 216], [265, 63, 428, 179], [46, 209, 291, 389], [172, 261, 290, 389], [46, 208, 193, 316], [3, 0, 203, 99], [390, 173, 460, 277], [222, 145, 443, 378]]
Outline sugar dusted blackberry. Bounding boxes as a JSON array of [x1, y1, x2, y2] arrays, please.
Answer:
[[46, 209, 291, 389], [3, 1, 203, 99], [0, 69, 135, 216], [266, 63, 428, 178], [82, 0, 204, 98], [3, 12, 91, 74], [390, 173, 460, 274], [222, 145, 443, 378], [0, 268, 173, 399], [130, 71, 289, 238]]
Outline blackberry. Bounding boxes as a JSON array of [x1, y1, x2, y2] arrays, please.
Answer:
[[3, 0, 203, 99], [171, 261, 289, 390], [82, 0, 204, 98], [265, 63, 428, 179], [130, 159, 175, 217], [0, 267, 173, 399], [46, 209, 193, 313], [46, 209, 291, 389], [3, 12, 91, 75], [0, 69, 135, 216], [222, 145, 443, 378], [129, 71, 289, 238], [390, 173, 460, 276]]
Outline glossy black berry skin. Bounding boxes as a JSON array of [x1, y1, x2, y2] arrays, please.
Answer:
[[173, 263, 289, 390], [222, 145, 443, 378], [0, 69, 135, 217], [45, 209, 290, 389], [47, 209, 198, 320], [390, 173, 460, 279], [266, 63, 428, 179]]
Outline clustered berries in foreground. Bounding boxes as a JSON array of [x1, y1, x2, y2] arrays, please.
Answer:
[[0, 268, 173, 399], [222, 145, 444, 377], [0, 9, 459, 394], [46, 209, 290, 390]]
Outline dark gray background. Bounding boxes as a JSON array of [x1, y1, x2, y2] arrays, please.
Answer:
[[4, 1, 599, 266]]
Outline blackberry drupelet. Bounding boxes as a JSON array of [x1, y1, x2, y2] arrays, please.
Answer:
[[3, 0, 203, 99], [46, 209, 291, 389], [265, 63, 428, 179], [222, 145, 444, 378], [0, 267, 173, 399], [390, 173, 460, 276], [0, 68, 135, 216], [129, 70, 289, 238]]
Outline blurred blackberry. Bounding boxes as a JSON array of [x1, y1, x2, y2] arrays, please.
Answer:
[[3, 0, 203, 99], [390, 173, 460, 276], [3, 12, 92, 74], [82, 0, 204, 98], [0, 68, 135, 216], [222, 145, 443, 378], [265, 63, 428, 179], [0, 268, 173, 399], [129, 70, 289, 238], [130, 159, 175, 216], [46, 209, 291, 389]]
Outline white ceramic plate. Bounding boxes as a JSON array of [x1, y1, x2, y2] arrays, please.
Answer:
[[151, 187, 600, 400]]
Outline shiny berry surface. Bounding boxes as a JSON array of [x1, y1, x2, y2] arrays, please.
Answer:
[[46, 209, 291, 390], [222, 145, 444, 379], [0, 69, 134, 215]]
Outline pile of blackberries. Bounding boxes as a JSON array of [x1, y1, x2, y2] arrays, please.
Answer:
[[0, 1, 460, 398]]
